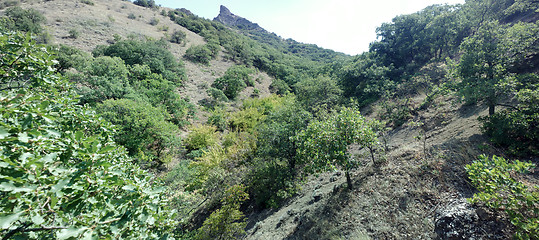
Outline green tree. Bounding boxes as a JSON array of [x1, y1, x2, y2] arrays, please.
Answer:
[[294, 75, 343, 112], [0, 31, 176, 239], [184, 44, 213, 64], [456, 21, 511, 115], [296, 107, 380, 189]]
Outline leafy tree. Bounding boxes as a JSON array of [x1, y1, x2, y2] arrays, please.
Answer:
[[456, 21, 511, 115], [294, 75, 343, 112], [296, 107, 380, 189], [249, 98, 311, 207], [479, 87, 539, 155], [0, 31, 176, 239], [68, 56, 133, 104]]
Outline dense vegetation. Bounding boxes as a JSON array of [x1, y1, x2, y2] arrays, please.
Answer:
[[1, 0, 538, 238]]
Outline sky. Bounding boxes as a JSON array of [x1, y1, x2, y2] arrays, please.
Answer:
[[154, 0, 466, 55]]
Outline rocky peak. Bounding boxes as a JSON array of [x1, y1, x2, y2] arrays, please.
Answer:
[[213, 5, 266, 33]]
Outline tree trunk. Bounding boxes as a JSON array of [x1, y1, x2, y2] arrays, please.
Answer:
[[369, 147, 376, 165], [345, 170, 352, 190], [489, 103, 495, 116]]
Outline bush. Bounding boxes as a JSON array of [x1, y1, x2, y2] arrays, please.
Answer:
[[466, 155, 538, 239], [3, 6, 46, 34], [184, 44, 213, 64], [128, 13, 137, 19], [195, 185, 249, 240], [212, 65, 254, 100], [93, 39, 185, 83], [169, 30, 186, 44], [479, 89, 539, 156], [97, 99, 180, 163], [184, 125, 218, 152], [68, 29, 80, 39], [134, 0, 157, 8], [294, 75, 343, 112], [149, 17, 159, 26], [81, 0, 94, 5]]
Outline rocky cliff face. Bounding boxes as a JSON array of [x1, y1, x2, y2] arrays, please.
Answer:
[[213, 5, 266, 32]]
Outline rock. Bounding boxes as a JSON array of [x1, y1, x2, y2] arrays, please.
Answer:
[[311, 190, 322, 203], [434, 199, 508, 240], [435, 199, 479, 239], [213, 5, 266, 33]]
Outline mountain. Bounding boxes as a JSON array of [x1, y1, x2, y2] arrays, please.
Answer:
[[214, 5, 266, 33]]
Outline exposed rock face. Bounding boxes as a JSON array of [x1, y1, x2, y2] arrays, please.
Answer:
[[213, 5, 266, 32], [434, 199, 509, 240]]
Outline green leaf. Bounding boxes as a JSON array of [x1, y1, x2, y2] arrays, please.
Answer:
[[57, 226, 87, 240], [0, 126, 9, 139], [0, 211, 23, 229], [0, 182, 37, 193], [51, 178, 70, 193], [75, 131, 84, 141], [98, 145, 117, 154], [18, 132, 30, 143]]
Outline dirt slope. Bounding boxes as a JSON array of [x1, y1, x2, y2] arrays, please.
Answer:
[[244, 95, 515, 239]]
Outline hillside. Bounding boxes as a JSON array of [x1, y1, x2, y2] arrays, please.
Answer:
[[1, 0, 538, 239]]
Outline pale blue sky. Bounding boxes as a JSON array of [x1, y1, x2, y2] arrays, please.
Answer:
[[155, 0, 466, 55]]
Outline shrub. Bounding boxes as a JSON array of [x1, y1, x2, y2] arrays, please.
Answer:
[[128, 13, 136, 19], [184, 125, 218, 152], [134, 0, 157, 8], [93, 39, 185, 83], [195, 185, 249, 240], [479, 88, 538, 156], [3, 6, 46, 34], [184, 44, 212, 64], [68, 29, 80, 39], [169, 29, 186, 44], [97, 99, 180, 163], [466, 155, 538, 239], [212, 65, 254, 100], [81, 0, 94, 5], [149, 17, 159, 26]]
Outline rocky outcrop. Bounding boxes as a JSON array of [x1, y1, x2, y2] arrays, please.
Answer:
[[213, 5, 266, 32]]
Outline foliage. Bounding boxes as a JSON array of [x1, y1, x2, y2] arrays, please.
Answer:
[[97, 99, 180, 164], [184, 125, 218, 152], [479, 88, 539, 155], [296, 107, 380, 189], [466, 155, 538, 239], [93, 39, 185, 83], [0, 32, 58, 91], [1, 6, 46, 34], [194, 185, 249, 240], [169, 30, 186, 44], [455, 21, 511, 115], [294, 75, 343, 112], [133, 0, 157, 8], [0, 32, 176, 239], [68, 56, 133, 104], [212, 65, 254, 100], [68, 29, 80, 39], [249, 98, 311, 207], [184, 44, 213, 65]]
